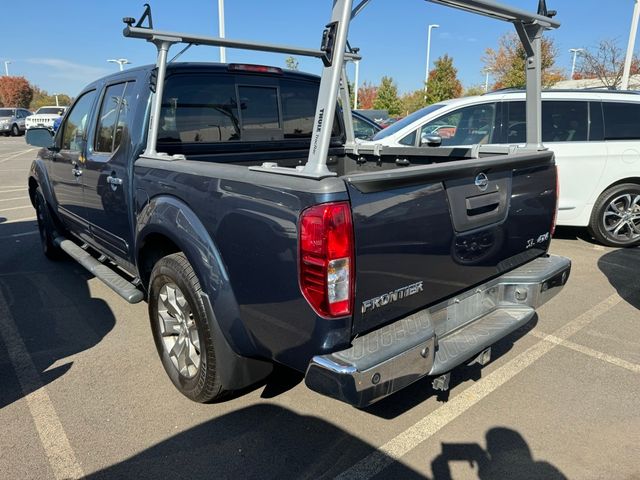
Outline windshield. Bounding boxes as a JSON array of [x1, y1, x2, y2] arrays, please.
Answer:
[[372, 103, 446, 140], [36, 107, 63, 115], [0, 109, 13, 117]]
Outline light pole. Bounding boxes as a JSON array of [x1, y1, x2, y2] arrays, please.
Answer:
[[218, 0, 226, 63], [622, 0, 640, 90], [569, 48, 584, 80], [483, 69, 492, 92], [4, 60, 11, 76], [425, 24, 439, 93], [353, 59, 360, 109], [107, 58, 131, 71]]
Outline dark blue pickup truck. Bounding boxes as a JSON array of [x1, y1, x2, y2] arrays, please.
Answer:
[[25, 0, 570, 407]]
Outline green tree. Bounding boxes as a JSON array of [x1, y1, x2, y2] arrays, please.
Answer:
[[373, 76, 402, 116], [483, 33, 565, 89], [426, 55, 463, 104], [30, 86, 73, 110], [464, 85, 486, 96], [285, 56, 299, 71], [0, 76, 33, 108], [400, 89, 427, 116]]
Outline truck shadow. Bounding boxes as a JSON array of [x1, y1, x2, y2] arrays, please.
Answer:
[[0, 220, 115, 410], [85, 403, 423, 479], [597, 247, 640, 310], [552, 226, 594, 244], [428, 427, 566, 479]]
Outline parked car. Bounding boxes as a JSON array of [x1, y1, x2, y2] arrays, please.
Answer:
[[366, 89, 640, 247], [25, 106, 68, 131], [352, 110, 381, 140], [0, 108, 31, 136], [25, 1, 569, 408]]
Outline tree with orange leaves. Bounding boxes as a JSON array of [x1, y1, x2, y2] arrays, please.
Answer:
[[0, 76, 33, 108]]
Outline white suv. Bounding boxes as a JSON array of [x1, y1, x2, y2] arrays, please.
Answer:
[[25, 106, 68, 131], [367, 90, 640, 247]]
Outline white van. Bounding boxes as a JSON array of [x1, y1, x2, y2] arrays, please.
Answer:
[[366, 90, 640, 247]]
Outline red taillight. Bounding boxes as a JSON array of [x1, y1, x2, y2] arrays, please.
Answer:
[[551, 165, 559, 236], [299, 202, 354, 318]]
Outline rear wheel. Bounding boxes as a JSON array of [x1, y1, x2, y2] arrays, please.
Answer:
[[588, 183, 640, 247], [34, 188, 64, 260], [149, 252, 226, 402]]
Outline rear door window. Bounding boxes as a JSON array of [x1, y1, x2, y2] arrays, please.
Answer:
[[94, 81, 136, 153], [602, 102, 640, 140], [506, 100, 589, 143]]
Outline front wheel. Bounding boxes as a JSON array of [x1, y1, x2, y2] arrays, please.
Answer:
[[588, 184, 640, 247], [34, 188, 64, 260], [11, 124, 20, 136], [149, 252, 226, 402]]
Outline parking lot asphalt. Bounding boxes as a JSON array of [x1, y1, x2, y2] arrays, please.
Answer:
[[1, 135, 639, 479]]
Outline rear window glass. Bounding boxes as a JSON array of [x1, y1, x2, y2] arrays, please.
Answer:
[[506, 101, 589, 143], [159, 73, 340, 144], [603, 102, 640, 140], [36, 107, 63, 115]]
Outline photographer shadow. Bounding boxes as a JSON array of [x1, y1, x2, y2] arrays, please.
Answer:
[[431, 427, 566, 480]]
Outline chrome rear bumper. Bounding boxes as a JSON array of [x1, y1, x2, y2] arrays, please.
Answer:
[[305, 254, 571, 407]]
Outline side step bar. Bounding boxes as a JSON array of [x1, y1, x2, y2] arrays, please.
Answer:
[[55, 237, 144, 304]]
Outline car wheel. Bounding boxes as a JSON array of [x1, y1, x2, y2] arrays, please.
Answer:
[[11, 124, 20, 136], [35, 188, 64, 260], [588, 183, 640, 247], [149, 252, 225, 402]]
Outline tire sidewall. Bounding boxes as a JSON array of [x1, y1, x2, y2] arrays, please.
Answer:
[[35, 189, 58, 258], [148, 258, 213, 401], [592, 184, 640, 248]]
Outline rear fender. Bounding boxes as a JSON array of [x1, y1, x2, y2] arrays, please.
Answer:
[[136, 194, 272, 389]]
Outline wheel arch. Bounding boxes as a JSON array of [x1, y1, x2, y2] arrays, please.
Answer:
[[136, 194, 271, 389]]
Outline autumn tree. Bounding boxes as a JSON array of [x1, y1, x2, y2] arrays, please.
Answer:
[[483, 33, 565, 89], [464, 85, 486, 96], [0, 77, 33, 108], [426, 55, 463, 104], [284, 56, 299, 71], [373, 76, 402, 116], [400, 89, 427, 116], [30, 86, 73, 110], [575, 39, 640, 88], [356, 81, 378, 110]]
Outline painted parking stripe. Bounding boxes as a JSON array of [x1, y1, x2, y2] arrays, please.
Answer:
[[1, 216, 37, 224], [0, 188, 28, 194], [334, 292, 624, 480], [0, 288, 84, 480], [0, 205, 32, 213], [0, 230, 39, 240], [0, 148, 34, 164], [530, 330, 640, 374], [0, 196, 29, 202]]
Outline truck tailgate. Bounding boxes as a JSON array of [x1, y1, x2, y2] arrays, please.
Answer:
[[344, 151, 557, 336]]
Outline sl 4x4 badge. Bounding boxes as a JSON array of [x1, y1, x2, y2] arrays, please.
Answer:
[[362, 281, 424, 314]]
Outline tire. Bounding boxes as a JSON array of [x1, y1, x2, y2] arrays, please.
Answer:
[[149, 252, 225, 402], [588, 183, 640, 247], [34, 188, 64, 260], [10, 124, 19, 137]]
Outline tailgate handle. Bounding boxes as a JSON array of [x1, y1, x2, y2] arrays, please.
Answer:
[[466, 191, 500, 216]]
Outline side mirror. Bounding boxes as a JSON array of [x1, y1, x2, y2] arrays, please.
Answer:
[[421, 134, 442, 147], [26, 128, 55, 149]]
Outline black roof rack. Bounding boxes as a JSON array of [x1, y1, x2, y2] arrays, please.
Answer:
[[483, 87, 640, 95]]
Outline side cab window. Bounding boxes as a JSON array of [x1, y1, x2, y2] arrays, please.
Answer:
[[61, 90, 97, 151], [94, 81, 136, 153]]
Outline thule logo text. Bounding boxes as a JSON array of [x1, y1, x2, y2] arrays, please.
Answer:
[[361, 281, 424, 314]]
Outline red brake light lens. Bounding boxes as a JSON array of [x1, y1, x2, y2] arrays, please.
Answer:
[[228, 64, 283, 74], [299, 202, 354, 318]]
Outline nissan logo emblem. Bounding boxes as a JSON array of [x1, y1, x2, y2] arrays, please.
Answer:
[[475, 173, 489, 191]]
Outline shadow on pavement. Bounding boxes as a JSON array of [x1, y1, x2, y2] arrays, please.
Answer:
[[0, 220, 115, 409], [598, 248, 640, 310], [429, 427, 566, 479], [86, 403, 421, 479], [553, 226, 594, 244]]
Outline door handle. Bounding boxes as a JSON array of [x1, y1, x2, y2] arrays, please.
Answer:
[[107, 175, 123, 191]]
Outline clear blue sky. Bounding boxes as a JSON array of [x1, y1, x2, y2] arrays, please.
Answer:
[[1, 0, 636, 98]]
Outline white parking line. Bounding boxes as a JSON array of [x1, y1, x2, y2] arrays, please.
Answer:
[[334, 292, 624, 480], [530, 330, 640, 374], [0, 148, 35, 164], [0, 196, 29, 202], [0, 188, 27, 194], [0, 287, 85, 480], [0, 205, 32, 213], [0, 230, 39, 240]]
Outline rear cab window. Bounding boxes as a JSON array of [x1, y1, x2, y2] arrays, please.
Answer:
[[157, 70, 342, 155]]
